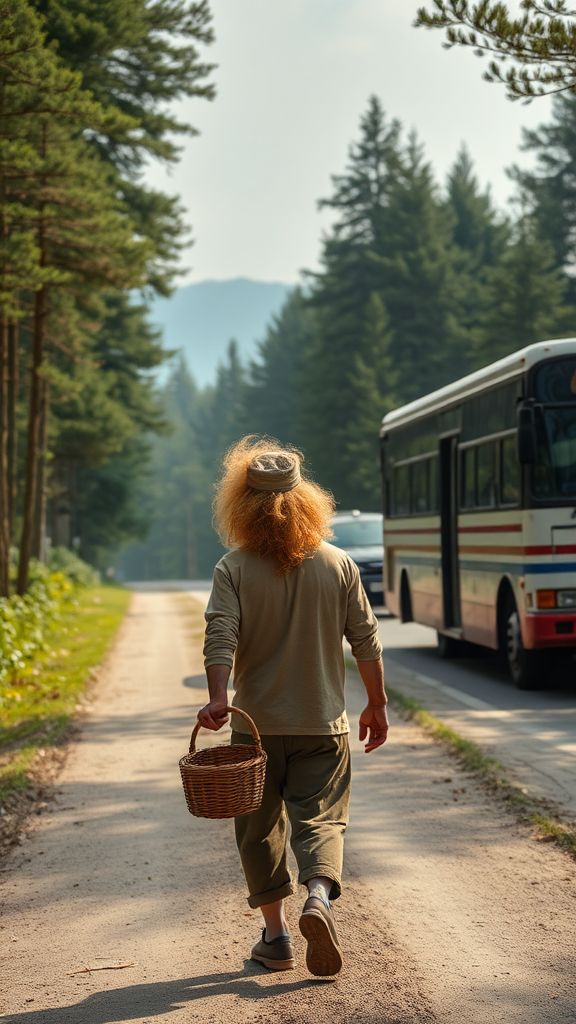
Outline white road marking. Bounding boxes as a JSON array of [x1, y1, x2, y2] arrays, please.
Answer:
[[412, 670, 494, 712], [386, 655, 576, 762]]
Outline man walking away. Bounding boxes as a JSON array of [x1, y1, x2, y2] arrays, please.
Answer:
[[199, 437, 389, 976]]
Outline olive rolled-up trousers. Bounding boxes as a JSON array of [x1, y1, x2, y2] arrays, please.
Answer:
[[232, 731, 351, 909]]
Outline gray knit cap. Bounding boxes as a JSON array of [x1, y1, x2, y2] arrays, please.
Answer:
[[246, 451, 302, 492]]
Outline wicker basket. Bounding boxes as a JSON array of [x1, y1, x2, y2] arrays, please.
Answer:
[[179, 706, 267, 819]]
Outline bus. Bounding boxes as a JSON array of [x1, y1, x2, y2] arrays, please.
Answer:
[[380, 339, 576, 690]]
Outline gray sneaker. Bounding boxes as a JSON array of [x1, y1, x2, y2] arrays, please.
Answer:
[[251, 929, 295, 971], [299, 895, 343, 976]]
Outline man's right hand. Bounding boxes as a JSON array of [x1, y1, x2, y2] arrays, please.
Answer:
[[197, 701, 229, 731]]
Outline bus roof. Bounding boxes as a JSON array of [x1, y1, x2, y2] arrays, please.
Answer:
[[381, 338, 576, 433]]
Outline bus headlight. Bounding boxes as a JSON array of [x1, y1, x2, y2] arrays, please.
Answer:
[[557, 590, 576, 609]]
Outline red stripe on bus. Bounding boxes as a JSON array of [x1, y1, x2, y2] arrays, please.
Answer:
[[458, 545, 524, 556], [384, 527, 441, 535], [458, 524, 521, 534], [458, 544, 576, 556], [390, 545, 441, 552]]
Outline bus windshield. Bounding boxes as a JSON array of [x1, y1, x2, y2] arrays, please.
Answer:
[[532, 358, 576, 500], [533, 406, 576, 500]]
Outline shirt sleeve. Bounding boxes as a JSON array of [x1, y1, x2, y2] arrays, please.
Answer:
[[203, 563, 240, 668], [343, 558, 383, 662]]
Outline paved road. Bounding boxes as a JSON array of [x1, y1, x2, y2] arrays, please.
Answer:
[[376, 614, 576, 818], [3, 590, 576, 1023]]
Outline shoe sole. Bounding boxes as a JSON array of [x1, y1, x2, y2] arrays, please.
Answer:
[[299, 909, 343, 976], [251, 952, 296, 971]]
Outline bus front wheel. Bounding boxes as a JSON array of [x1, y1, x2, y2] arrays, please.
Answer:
[[506, 602, 545, 690]]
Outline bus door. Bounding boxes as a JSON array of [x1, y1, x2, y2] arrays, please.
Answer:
[[439, 435, 461, 629]]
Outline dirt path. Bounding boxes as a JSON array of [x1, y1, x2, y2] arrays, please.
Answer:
[[2, 590, 575, 1023]]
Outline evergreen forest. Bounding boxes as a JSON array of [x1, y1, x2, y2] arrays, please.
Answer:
[[0, 0, 214, 595], [3, 0, 576, 586], [122, 93, 576, 580]]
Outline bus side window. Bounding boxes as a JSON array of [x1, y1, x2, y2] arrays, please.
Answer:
[[461, 448, 476, 509], [477, 441, 497, 508], [501, 435, 520, 505], [394, 464, 410, 515], [429, 455, 439, 512], [411, 459, 428, 514]]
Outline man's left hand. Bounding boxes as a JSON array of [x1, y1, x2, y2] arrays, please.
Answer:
[[359, 705, 389, 753]]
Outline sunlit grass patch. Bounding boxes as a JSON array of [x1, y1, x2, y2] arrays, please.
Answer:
[[0, 586, 131, 803], [530, 813, 576, 854]]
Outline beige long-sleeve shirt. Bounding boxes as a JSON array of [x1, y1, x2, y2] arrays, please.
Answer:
[[203, 541, 382, 735]]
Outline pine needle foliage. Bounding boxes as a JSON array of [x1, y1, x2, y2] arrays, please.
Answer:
[[511, 92, 576, 297], [415, 0, 576, 100]]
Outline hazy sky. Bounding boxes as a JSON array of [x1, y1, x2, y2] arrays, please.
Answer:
[[144, 0, 552, 285]]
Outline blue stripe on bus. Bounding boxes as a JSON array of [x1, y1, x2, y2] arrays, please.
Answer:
[[459, 560, 576, 575], [398, 554, 576, 576]]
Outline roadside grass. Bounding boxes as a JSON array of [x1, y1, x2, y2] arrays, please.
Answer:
[[346, 657, 576, 861], [384, 685, 505, 778], [0, 586, 131, 805]]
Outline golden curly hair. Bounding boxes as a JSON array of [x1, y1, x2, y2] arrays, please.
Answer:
[[213, 436, 335, 575]]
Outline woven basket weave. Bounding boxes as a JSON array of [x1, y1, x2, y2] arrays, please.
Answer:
[[179, 706, 267, 819]]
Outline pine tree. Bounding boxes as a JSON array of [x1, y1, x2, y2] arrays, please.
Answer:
[[303, 98, 403, 502], [0, 0, 56, 594], [245, 288, 315, 445], [447, 146, 508, 269], [0, 0, 216, 588], [446, 146, 509, 345], [473, 218, 572, 367], [31, 0, 216, 294], [377, 133, 469, 402], [319, 95, 402, 246], [14, 101, 148, 593], [343, 293, 397, 505], [512, 93, 576, 301], [32, 0, 215, 171], [117, 358, 224, 580], [202, 340, 247, 465]]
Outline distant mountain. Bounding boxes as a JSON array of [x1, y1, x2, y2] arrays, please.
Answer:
[[149, 277, 292, 385]]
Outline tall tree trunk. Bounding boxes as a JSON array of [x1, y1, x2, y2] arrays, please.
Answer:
[[7, 319, 18, 536], [32, 378, 49, 561], [0, 318, 10, 597], [17, 285, 46, 594], [0, 77, 8, 597]]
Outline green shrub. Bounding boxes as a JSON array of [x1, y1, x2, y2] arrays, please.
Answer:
[[48, 546, 99, 588], [0, 550, 99, 685]]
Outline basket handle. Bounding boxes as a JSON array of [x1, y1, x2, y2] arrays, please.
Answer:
[[189, 706, 262, 754]]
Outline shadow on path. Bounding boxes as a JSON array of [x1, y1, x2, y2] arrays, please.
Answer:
[[4, 964, 332, 1024]]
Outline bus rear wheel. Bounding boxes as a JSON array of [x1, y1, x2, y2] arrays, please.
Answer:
[[400, 573, 413, 623], [506, 601, 546, 690]]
